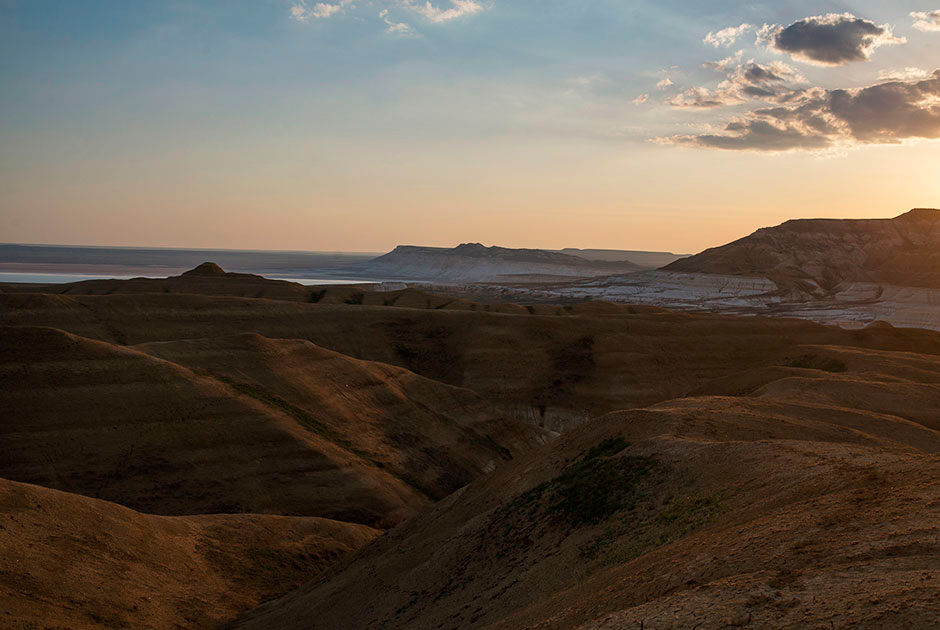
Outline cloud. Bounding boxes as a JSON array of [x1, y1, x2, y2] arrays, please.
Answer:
[[702, 50, 743, 72], [379, 8, 414, 34], [667, 86, 738, 109], [632, 93, 649, 105], [291, 0, 483, 29], [879, 67, 931, 81], [658, 119, 831, 151], [661, 70, 940, 151], [290, 2, 311, 22], [656, 78, 674, 90], [290, 0, 353, 22], [704, 23, 753, 48], [912, 10, 940, 31], [403, 0, 484, 23], [667, 59, 805, 109], [757, 13, 905, 66]]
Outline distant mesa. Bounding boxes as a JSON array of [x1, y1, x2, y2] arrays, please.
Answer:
[[361, 243, 647, 283], [664, 208, 940, 295]]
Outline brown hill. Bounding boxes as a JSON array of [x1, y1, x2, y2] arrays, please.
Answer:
[[664, 208, 940, 295], [7, 287, 940, 628], [0, 325, 434, 526], [135, 333, 546, 498], [5, 291, 940, 428], [229, 348, 940, 629], [0, 477, 378, 630], [1, 322, 543, 522], [0, 262, 540, 313], [41, 262, 318, 301]]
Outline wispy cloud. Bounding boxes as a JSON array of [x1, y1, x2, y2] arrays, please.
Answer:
[[702, 50, 743, 72], [757, 13, 905, 66], [379, 9, 414, 35], [879, 67, 932, 81], [632, 93, 649, 105], [290, 0, 354, 22], [660, 70, 940, 151], [911, 10, 940, 32], [666, 87, 734, 109], [291, 0, 485, 29], [704, 23, 752, 48], [656, 78, 674, 90], [402, 0, 484, 23]]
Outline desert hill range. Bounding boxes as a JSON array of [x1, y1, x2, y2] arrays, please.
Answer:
[[452, 208, 940, 332], [4, 208, 940, 628], [8, 208, 940, 331]]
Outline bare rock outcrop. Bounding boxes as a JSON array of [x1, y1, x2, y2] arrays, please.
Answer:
[[665, 208, 940, 296]]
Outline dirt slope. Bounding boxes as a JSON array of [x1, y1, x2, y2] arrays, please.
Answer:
[[665, 208, 940, 295], [0, 325, 429, 526], [5, 291, 940, 428], [0, 477, 378, 630], [7, 286, 940, 628], [135, 333, 546, 499], [229, 358, 940, 629]]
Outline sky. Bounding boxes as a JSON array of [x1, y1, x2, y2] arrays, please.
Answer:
[[1, 1, 939, 254]]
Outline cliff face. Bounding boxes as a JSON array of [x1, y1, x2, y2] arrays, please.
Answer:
[[664, 209, 940, 295], [363, 244, 643, 282]]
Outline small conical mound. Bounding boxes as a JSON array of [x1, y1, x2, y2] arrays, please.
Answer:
[[182, 262, 226, 276]]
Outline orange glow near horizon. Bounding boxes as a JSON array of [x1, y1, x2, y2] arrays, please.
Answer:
[[3, 139, 938, 255]]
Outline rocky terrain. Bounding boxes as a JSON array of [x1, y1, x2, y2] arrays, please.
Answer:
[[232, 368, 940, 629], [221, 313, 940, 629], [664, 208, 940, 295], [455, 209, 940, 332], [5, 260, 940, 628], [359, 243, 644, 282]]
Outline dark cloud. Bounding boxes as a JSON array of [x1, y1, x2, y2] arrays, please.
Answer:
[[667, 60, 804, 109], [667, 119, 831, 151], [759, 13, 905, 66], [662, 70, 940, 151], [743, 64, 784, 83]]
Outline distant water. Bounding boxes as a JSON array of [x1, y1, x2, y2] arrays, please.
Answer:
[[0, 243, 384, 286], [0, 273, 138, 284], [0, 272, 378, 285]]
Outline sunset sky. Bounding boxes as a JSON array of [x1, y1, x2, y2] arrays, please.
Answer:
[[2, 1, 939, 254]]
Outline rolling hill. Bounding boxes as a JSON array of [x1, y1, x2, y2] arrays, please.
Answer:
[[0, 324, 544, 526], [229, 345, 940, 629], [0, 477, 378, 630], [7, 259, 940, 628]]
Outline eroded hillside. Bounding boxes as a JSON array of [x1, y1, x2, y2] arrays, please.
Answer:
[[5, 267, 940, 629]]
